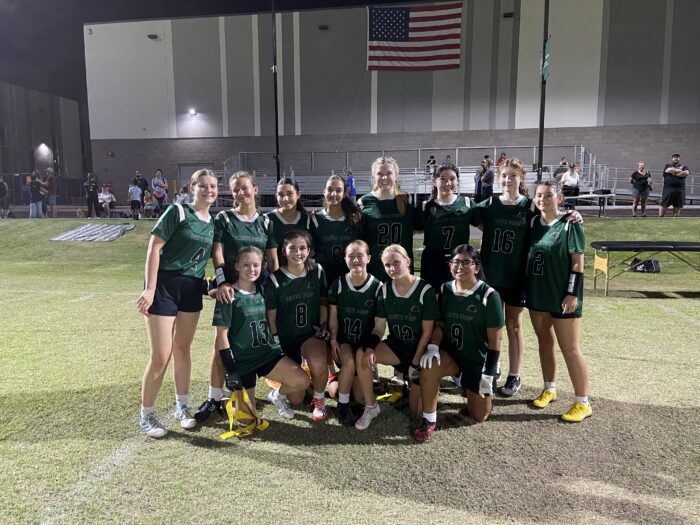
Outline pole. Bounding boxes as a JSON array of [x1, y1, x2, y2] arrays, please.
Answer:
[[536, 0, 549, 182], [271, 0, 281, 181]]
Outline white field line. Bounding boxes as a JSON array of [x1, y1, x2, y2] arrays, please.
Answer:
[[40, 436, 142, 525], [659, 305, 700, 328], [67, 293, 96, 303], [0, 289, 137, 296]]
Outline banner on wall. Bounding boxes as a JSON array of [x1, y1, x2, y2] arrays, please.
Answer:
[[367, 2, 463, 71]]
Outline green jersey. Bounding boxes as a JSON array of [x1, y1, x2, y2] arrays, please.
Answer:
[[376, 278, 441, 346], [264, 263, 328, 347], [358, 192, 417, 281], [470, 196, 536, 289], [264, 209, 313, 248], [418, 195, 474, 251], [311, 209, 357, 285], [526, 216, 585, 315], [439, 280, 504, 373], [212, 286, 283, 376], [152, 203, 214, 278], [214, 209, 276, 279], [328, 273, 382, 345]]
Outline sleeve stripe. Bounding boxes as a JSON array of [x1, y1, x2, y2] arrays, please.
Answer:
[[419, 283, 433, 305], [310, 213, 319, 228], [483, 286, 494, 307], [174, 203, 185, 222], [268, 274, 280, 289]]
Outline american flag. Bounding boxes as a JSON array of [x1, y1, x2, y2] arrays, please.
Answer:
[[367, 2, 463, 71]]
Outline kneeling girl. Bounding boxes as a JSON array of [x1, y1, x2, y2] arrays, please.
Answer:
[[415, 244, 504, 443]]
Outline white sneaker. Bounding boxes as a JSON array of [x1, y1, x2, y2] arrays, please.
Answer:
[[267, 390, 294, 419], [139, 412, 167, 438], [173, 405, 196, 429], [354, 404, 380, 431]]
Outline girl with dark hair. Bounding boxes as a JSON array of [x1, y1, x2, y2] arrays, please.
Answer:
[[311, 174, 364, 286], [195, 171, 279, 423], [264, 230, 331, 421], [265, 178, 313, 260], [417, 163, 474, 290], [526, 181, 591, 422], [358, 157, 417, 282], [414, 244, 504, 442]]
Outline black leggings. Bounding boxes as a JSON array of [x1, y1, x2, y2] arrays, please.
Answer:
[[86, 195, 100, 217]]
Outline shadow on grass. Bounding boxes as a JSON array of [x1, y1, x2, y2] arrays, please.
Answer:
[[589, 289, 700, 299], [1, 383, 698, 523]]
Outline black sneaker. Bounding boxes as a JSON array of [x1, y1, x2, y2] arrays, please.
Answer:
[[337, 402, 355, 427], [194, 398, 223, 422], [498, 375, 522, 398]]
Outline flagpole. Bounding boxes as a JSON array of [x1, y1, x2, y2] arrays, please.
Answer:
[[536, 0, 549, 183], [271, 0, 281, 181]]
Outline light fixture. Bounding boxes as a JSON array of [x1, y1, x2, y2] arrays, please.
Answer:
[[147, 33, 158, 40], [189, 108, 198, 116]]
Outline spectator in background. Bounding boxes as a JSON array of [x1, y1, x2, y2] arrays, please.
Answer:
[[553, 157, 569, 180], [444, 154, 452, 164], [481, 158, 495, 201], [84, 173, 100, 218], [345, 170, 357, 203], [660, 153, 689, 217], [629, 161, 652, 217], [173, 186, 191, 204], [425, 156, 437, 177], [29, 171, 45, 218], [98, 185, 116, 218], [135, 170, 149, 207], [128, 178, 143, 219], [151, 169, 167, 216], [45, 167, 58, 218], [497, 152, 507, 166], [0, 176, 9, 219], [560, 163, 581, 210], [143, 190, 156, 218], [474, 160, 486, 203]]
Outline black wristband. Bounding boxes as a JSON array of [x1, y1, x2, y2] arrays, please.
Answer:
[[215, 266, 228, 287], [361, 333, 381, 351], [484, 349, 499, 376], [566, 271, 583, 296]]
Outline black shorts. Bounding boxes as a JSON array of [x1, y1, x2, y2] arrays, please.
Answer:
[[148, 270, 204, 316], [130, 200, 141, 211], [239, 354, 284, 389], [420, 247, 452, 291], [459, 368, 482, 395], [494, 286, 526, 308], [529, 307, 582, 320], [383, 336, 418, 374], [661, 188, 684, 208], [281, 340, 305, 365]]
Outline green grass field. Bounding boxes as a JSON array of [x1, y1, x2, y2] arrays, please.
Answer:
[[1, 217, 699, 524]]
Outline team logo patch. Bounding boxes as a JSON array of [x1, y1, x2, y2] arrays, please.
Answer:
[[308, 282, 315, 289], [467, 305, 478, 313], [365, 300, 374, 307], [411, 306, 419, 313], [551, 231, 560, 240], [455, 209, 464, 215]]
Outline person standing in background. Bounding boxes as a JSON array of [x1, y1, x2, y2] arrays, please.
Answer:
[[135, 170, 149, 208], [45, 167, 58, 218], [28, 172, 45, 219], [629, 161, 652, 217], [128, 178, 143, 220], [660, 153, 689, 217], [84, 173, 100, 218], [345, 170, 357, 204], [481, 159, 495, 201], [497, 152, 507, 167], [0, 176, 9, 219]]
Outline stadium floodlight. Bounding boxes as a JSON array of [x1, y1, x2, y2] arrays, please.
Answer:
[[189, 108, 198, 116]]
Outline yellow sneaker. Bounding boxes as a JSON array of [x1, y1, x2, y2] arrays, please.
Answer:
[[532, 388, 557, 408], [561, 402, 592, 422]]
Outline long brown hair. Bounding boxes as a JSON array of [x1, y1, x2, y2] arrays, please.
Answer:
[[424, 163, 459, 217], [323, 174, 363, 236]]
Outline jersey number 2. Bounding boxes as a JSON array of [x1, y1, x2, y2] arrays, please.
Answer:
[[377, 223, 402, 246]]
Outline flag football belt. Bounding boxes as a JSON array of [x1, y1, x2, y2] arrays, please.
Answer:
[[219, 388, 269, 440]]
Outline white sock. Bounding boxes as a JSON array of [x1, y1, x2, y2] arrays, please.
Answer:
[[140, 405, 155, 418], [313, 391, 325, 400], [575, 396, 589, 405], [508, 373, 520, 379], [366, 403, 378, 410], [545, 382, 556, 391], [208, 386, 224, 401], [175, 394, 189, 408], [422, 411, 437, 423], [338, 393, 350, 404]]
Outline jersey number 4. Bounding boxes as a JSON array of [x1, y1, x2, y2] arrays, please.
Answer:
[[343, 318, 362, 342], [491, 228, 515, 254]]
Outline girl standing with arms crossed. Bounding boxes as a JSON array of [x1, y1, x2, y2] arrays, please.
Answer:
[[526, 181, 591, 422], [354, 245, 440, 430], [195, 172, 279, 422], [358, 157, 417, 282], [415, 245, 504, 443], [214, 247, 310, 422], [265, 230, 331, 421], [328, 240, 382, 426], [417, 163, 474, 290], [311, 175, 364, 287], [136, 169, 218, 438]]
